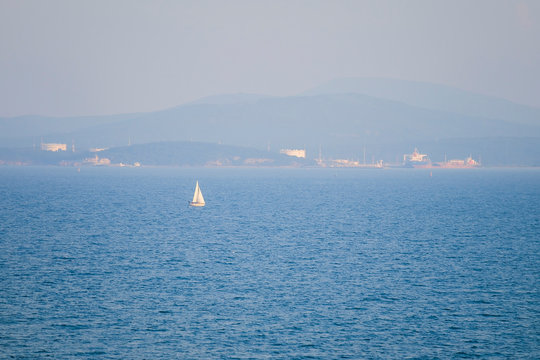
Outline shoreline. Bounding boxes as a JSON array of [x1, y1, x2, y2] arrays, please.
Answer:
[[1, 163, 539, 170]]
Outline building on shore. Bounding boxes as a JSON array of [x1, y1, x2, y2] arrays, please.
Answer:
[[83, 155, 111, 166], [41, 143, 67, 152], [434, 156, 480, 168], [280, 149, 306, 158], [403, 148, 430, 167], [89, 147, 108, 152], [318, 158, 383, 168]]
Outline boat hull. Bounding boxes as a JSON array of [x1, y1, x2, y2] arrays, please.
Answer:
[[189, 202, 205, 207]]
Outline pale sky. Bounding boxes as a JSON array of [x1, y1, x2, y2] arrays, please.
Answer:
[[1, 0, 539, 117]]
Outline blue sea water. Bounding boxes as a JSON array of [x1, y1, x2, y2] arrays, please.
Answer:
[[0, 167, 539, 359]]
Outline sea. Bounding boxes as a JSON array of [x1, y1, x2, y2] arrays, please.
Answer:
[[0, 166, 539, 359]]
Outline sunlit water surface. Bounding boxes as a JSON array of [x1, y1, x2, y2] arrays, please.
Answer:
[[1, 167, 539, 358]]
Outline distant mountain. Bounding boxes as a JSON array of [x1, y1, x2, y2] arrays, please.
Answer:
[[0, 112, 145, 147], [33, 93, 537, 156], [0, 113, 146, 138], [305, 77, 540, 126], [187, 93, 273, 105], [1, 78, 539, 166]]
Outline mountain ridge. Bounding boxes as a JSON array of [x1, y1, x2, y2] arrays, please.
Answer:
[[304, 77, 540, 126], [1, 78, 538, 165]]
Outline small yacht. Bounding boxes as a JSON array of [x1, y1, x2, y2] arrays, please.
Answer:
[[189, 181, 205, 207]]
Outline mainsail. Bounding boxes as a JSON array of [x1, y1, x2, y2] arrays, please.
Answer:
[[190, 181, 205, 206]]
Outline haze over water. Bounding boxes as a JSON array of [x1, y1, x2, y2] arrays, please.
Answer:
[[1, 167, 538, 358], [1, 2, 539, 358]]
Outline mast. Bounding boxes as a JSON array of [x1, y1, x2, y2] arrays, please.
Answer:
[[363, 144, 366, 165]]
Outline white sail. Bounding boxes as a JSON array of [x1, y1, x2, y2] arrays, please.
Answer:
[[190, 181, 205, 206]]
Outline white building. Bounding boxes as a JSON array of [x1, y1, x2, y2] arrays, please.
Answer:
[[280, 149, 306, 158], [41, 143, 67, 152]]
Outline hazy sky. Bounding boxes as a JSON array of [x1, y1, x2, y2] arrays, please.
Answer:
[[1, 0, 539, 117]]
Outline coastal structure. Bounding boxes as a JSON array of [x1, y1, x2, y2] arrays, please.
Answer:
[[83, 155, 111, 166], [403, 148, 430, 167], [324, 159, 383, 168], [41, 143, 67, 152], [435, 156, 480, 168], [280, 149, 306, 158], [89, 147, 108, 152]]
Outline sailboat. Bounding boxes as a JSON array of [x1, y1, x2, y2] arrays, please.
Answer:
[[189, 181, 205, 207]]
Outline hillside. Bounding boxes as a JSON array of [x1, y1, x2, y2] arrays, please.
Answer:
[[9, 94, 537, 146], [305, 77, 540, 126], [0, 141, 311, 167], [1, 78, 539, 166], [99, 142, 310, 167]]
